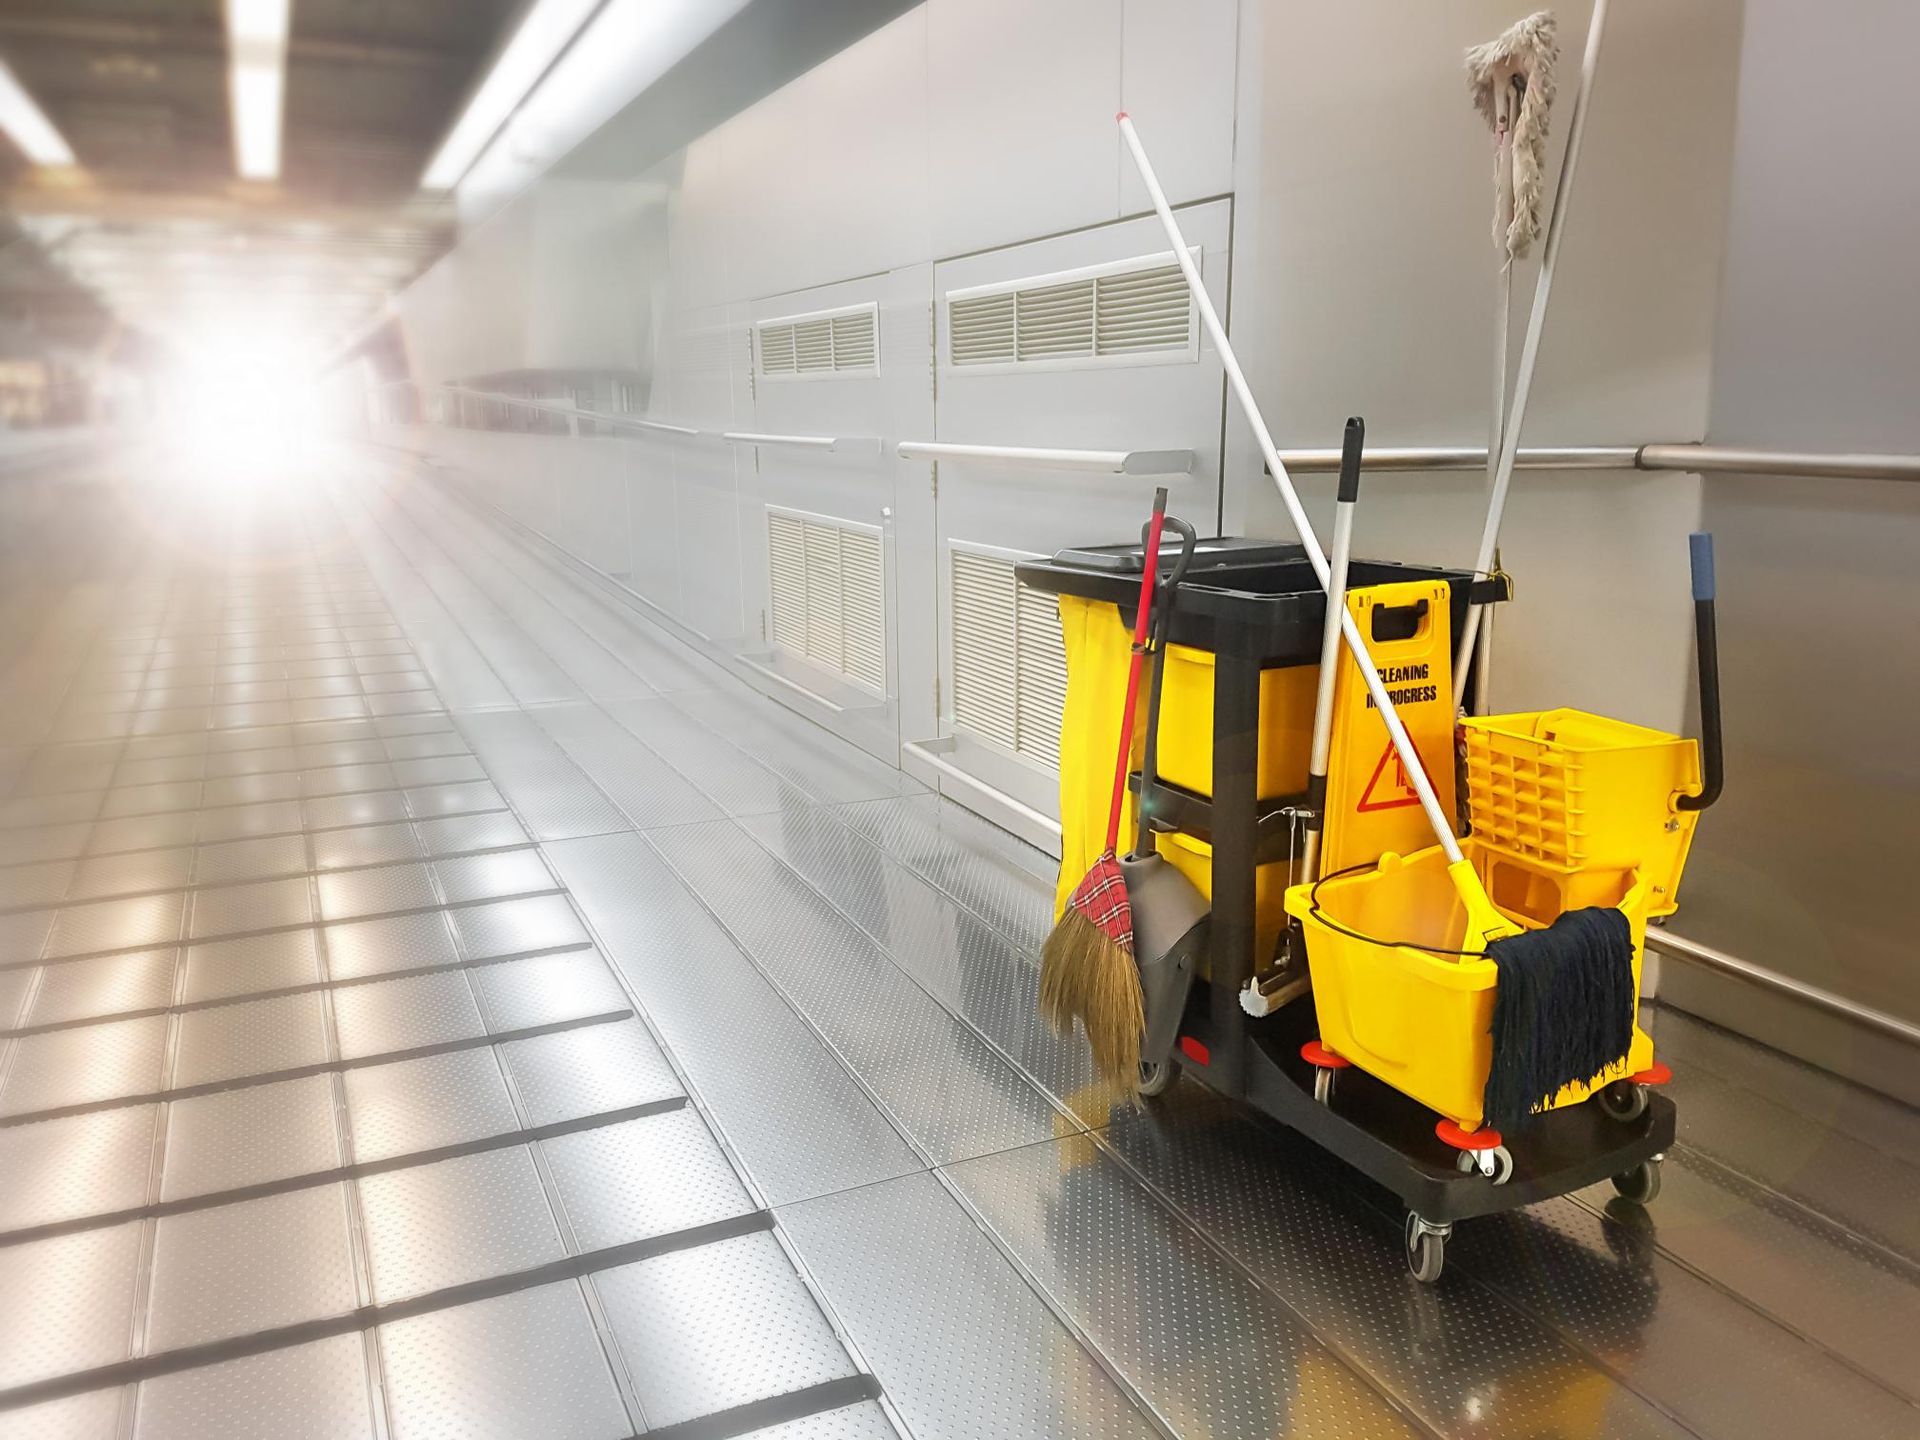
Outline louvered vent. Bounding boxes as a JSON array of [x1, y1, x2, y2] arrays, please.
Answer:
[[949, 546, 1067, 768], [1095, 262, 1190, 356], [759, 326, 796, 375], [1014, 584, 1068, 770], [1015, 278, 1095, 362], [838, 529, 885, 691], [766, 513, 807, 650], [757, 303, 879, 378], [766, 508, 886, 694], [947, 251, 1196, 371], [831, 310, 877, 370], [949, 291, 1015, 366]]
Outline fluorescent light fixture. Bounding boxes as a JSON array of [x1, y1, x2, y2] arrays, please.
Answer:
[[0, 60, 75, 167], [226, 0, 291, 180], [419, 0, 598, 191]]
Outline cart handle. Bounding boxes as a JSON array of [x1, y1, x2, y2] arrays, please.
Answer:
[[1676, 532, 1722, 812]]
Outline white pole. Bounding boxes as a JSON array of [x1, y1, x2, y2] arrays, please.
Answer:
[[1472, 72, 1518, 716], [1298, 467, 1357, 885], [1118, 112, 1465, 867], [1454, 0, 1611, 697]]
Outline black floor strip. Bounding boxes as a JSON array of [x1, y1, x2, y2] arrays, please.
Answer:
[[0, 1009, 633, 1127], [646, 1375, 885, 1440], [1, 941, 596, 1038], [0, 1209, 775, 1412], [0, 1094, 687, 1248], [0, 886, 569, 973], [0, 836, 542, 920], [0, 800, 509, 875]]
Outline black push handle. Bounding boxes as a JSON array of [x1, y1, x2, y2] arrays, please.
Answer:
[[1338, 415, 1365, 504], [1676, 531, 1722, 812], [1134, 515, 1197, 854]]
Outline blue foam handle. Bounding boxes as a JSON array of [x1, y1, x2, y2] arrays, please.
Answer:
[[1689, 532, 1715, 602]]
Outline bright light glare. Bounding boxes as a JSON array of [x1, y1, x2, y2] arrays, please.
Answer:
[[229, 0, 292, 45], [227, 0, 290, 180], [420, 0, 597, 191], [156, 330, 327, 495], [0, 59, 76, 167]]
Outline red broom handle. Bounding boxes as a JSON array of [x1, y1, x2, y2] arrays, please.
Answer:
[[1104, 490, 1169, 852]]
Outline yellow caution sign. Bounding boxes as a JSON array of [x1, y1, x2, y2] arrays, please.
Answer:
[[1320, 580, 1458, 874]]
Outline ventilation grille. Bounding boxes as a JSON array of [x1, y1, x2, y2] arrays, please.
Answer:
[[946, 252, 1196, 371], [758, 303, 879, 377], [949, 547, 1067, 768], [767, 510, 885, 693]]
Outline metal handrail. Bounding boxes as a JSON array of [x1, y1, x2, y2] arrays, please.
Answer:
[[723, 431, 882, 455], [383, 379, 1920, 484], [1646, 929, 1920, 1049], [1268, 443, 1920, 484], [897, 440, 1195, 475], [429, 384, 707, 439], [1635, 444, 1920, 483]]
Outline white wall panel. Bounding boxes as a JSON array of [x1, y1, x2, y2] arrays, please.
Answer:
[[923, 201, 1231, 814], [926, 0, 1123, 257], [624, 434, 685, 614], [526, 178, 663, 374], [797, 7, 932, 291], [1224, 0, 1741, 732], [566, 437, 633, 579], [1117, 0, 1241, 213], [669, 137, 734, 313]]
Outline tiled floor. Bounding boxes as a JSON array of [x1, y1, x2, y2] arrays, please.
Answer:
[[0, 451, 1914, 1439]]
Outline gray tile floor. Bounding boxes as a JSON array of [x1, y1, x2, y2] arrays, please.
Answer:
[[0, 455, 1914, 1439]]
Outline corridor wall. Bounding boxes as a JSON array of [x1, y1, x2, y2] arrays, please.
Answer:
[[379, 0, 1743, 854]]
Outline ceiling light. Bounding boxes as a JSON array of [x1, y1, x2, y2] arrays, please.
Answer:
[[226, 0, 291, 180], [0, 59, 75, 167], [419, 0, 598, 192]]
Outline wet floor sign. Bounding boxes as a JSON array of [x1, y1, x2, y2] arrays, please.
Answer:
[[1320, 579, 1457, 873]]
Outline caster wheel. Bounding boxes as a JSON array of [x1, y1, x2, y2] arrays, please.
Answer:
[[1313, 1067, 1336, 1104], [1612, 1158, 1663, 1205], [1405, 1214, 1448, 1284], [1137, 1059, 1176, 1098], [1599, 1079, 1650, 1122], [1456, 1144, 1515, 1184]]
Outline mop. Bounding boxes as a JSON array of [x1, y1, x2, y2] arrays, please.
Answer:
[[1464, 10, 1559, 712], [1120, 112, 1636, 1124], [1038, 488, 1168, 1089], [1454, 1, 1609, 707], [1461, 7, 1637, 1128]]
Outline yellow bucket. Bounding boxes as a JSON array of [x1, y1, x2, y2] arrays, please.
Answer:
[[1283, 839, 1655, 1130], [1460, 708, 1703, 918]]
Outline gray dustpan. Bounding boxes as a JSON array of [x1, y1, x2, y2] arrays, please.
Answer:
[[1124, 517, 1208, 1080]]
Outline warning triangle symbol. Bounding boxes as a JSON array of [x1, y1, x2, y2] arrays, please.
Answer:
[[1356, 740, 1426, 812]]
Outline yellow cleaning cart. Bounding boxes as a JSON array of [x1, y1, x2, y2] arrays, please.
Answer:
[[1019, 529, 1721, 1283]]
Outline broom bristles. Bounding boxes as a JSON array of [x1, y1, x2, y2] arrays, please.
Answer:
[[1040, 907, 1146, 1092]]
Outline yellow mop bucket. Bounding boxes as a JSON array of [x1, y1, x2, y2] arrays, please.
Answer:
[[1282, 838, 1655, 1130]]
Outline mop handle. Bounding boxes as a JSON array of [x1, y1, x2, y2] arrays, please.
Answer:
[[1299, 418, 1364, 880], [1118, 113, 1465, 868], [1105, 489, 1169, 852], [1454, 0, 1611, 703]]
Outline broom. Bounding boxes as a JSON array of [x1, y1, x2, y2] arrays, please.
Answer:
[[1039, 487, 1169, 1088]]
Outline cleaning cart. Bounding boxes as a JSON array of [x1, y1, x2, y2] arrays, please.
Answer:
[[1020, 534, 1721, 1282]]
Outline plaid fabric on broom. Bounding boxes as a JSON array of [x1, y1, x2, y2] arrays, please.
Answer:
[[1066, 850, 1134, 954]]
